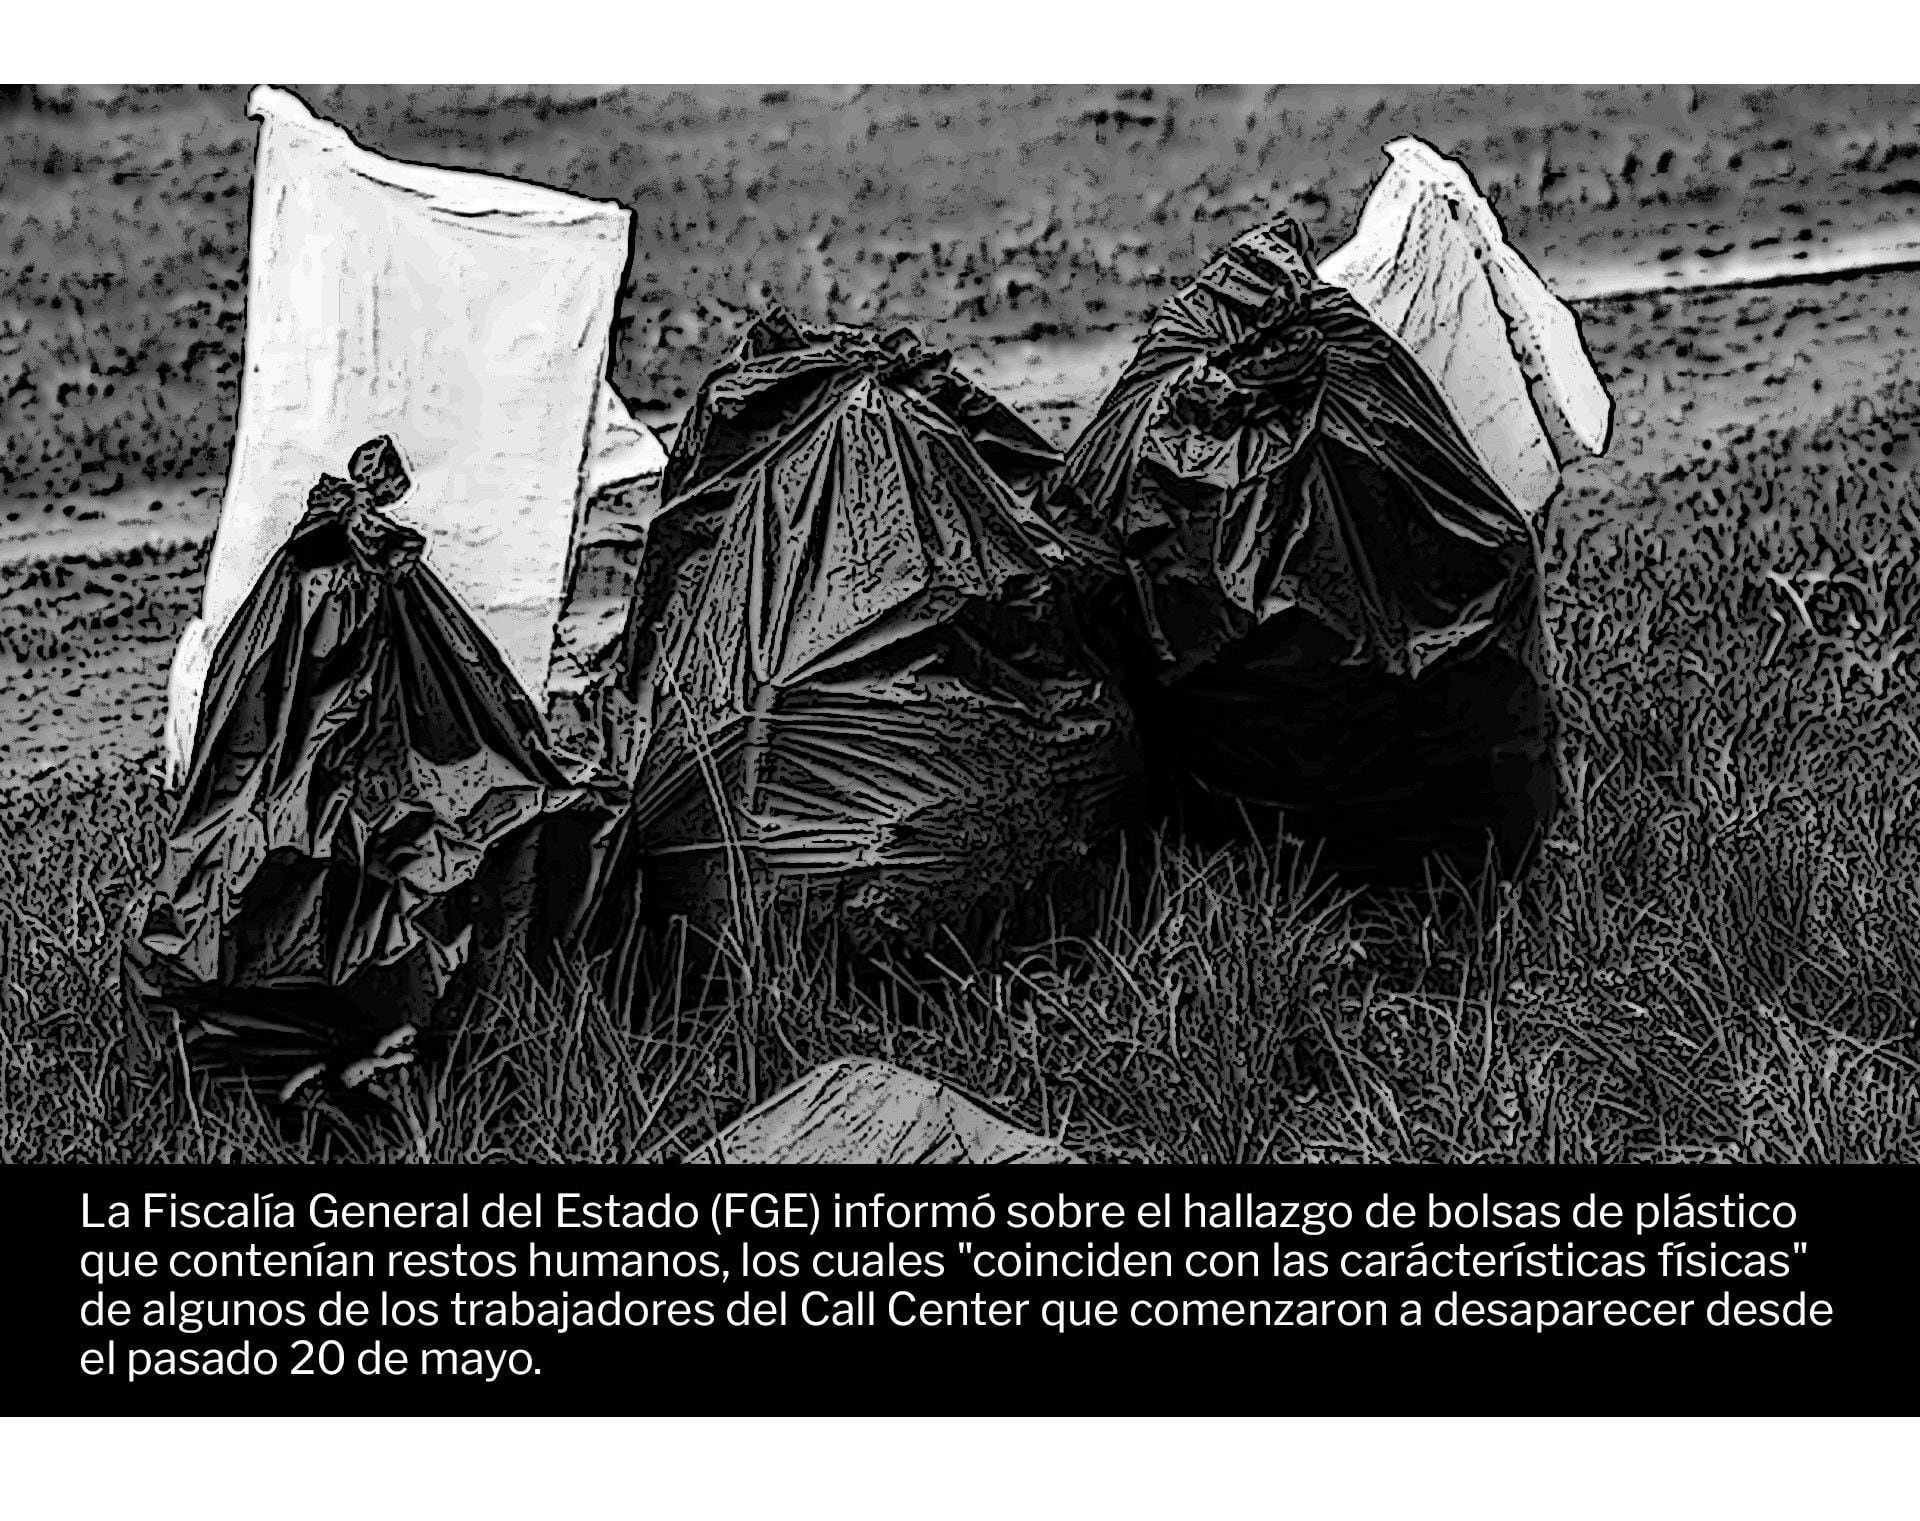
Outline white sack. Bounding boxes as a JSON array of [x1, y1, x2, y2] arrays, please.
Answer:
[[687, 1057, 1079, 1164], [549, 388, 668, 707], [584, 383, 669, 500], [165, 85, 634, 783], [1318, 138, 1612, 519]]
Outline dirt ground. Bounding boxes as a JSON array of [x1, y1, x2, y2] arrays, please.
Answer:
[[3, 264, 1918, 796]]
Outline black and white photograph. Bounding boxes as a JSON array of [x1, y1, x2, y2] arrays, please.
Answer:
[[3, 47, 1916, 1507], [6, 81, 1919, 1168]]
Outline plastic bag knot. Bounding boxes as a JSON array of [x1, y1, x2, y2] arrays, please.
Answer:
[[299, 437, 424, 576]]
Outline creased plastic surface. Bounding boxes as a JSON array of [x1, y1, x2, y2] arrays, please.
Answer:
[[602, 310, 1136, 957], [1318, 138, 1613, 519], [688, 1057, 1078, 1164], [163, 85, 634, 784], [1060, 216, 1557, 880], [125, 440, 624, 1099]]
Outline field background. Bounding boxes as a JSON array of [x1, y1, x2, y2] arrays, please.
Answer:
[[4, 84, 1920, 1163], [9, 85, 1920, 506]]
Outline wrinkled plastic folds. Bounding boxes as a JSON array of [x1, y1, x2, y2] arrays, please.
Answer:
[[1318, 138, 1612, 519], [125, 440, 623, 1100], [164, 84, 635, 785], [584, 384, 671, 501], [688, 1057, 1078, 1163], [548, 392, 671, 735], [603, 310, 1136, 954], [1060, 215, 1557, 879]]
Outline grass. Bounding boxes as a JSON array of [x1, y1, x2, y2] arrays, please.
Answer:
[[8, 84, 1920, 504], [7, 373, 1920, 1164], [10, 82, 1920, 1163]]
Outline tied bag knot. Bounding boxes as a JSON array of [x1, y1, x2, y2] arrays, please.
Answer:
[[296, 435, 425, 579]]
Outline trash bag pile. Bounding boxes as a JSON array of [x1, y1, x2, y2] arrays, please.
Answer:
[[600, 308, 1137, 955], [123, 439, 623, 1102], [124, 90, 1605, 1112], [1057, 215, 1558, 880]]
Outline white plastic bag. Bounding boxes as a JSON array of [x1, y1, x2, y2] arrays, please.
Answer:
[[1319, 138, 1612, 519], [165, 85, 634, 783]]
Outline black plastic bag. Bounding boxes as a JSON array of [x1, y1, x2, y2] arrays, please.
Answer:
[[123, 438, 624, 1101], [1059, 216, 1557, 881], [602, 309, 1136, 957]]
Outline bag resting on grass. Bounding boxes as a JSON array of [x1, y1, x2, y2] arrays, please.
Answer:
[[1060, 215, 1557, 880], [598, 309, 1137, 960], [687, 1057, 1078, 1164], [123, 439, 624, 1101]]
